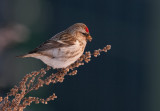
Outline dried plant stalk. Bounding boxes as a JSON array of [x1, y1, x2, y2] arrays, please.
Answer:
[[0, 44, 111, 111]]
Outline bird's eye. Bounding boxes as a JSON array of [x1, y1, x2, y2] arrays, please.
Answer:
[[82, 32, 89, 37]]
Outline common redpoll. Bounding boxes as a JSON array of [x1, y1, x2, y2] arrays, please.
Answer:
[[18, 23, 92, 69]]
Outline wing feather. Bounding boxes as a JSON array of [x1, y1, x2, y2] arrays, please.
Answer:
[[28, 40, 69, 54], [19, 32, 77, 58], [28, 32, 77, 57]]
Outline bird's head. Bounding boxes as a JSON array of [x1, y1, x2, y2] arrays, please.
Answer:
[[67, 23, 92, 42]]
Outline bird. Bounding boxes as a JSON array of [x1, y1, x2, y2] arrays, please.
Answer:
[[18, 23, 92, 69]]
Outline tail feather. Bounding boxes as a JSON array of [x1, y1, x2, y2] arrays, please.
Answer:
[[16, 53, 38, 58], [16, 55, 25, 58]]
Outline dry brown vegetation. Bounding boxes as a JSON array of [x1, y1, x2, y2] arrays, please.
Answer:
[[0, 44, 111, 111]]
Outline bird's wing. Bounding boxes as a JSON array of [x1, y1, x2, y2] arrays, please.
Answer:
[[51, 31, 76, 45], [28, 39, 69, 54], [17, 32, 77, 58], [27, 33, 77, 58]]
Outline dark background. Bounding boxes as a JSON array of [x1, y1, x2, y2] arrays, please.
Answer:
[[0, 0, 160, 111]]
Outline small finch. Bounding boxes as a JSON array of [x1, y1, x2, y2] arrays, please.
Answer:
[[18, 23, 92, 69]]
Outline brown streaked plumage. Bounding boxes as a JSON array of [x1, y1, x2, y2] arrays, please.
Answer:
[[18, 23, 92, 69]]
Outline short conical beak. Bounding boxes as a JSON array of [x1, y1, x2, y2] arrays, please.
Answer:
[[86, 35, 92, 42]]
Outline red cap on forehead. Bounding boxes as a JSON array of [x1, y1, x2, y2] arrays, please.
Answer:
[[85, 27, 89, 32]]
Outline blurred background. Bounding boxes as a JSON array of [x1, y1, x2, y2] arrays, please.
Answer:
[[0, 0, 159, 111]]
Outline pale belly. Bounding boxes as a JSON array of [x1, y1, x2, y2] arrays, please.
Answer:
[[34, 41, 86, 69], [45, 51, 83, 68]]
